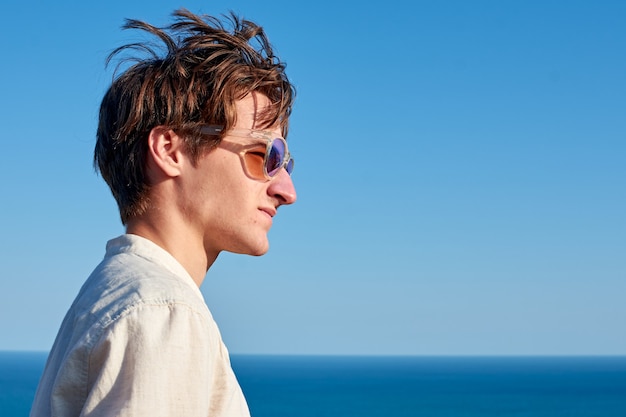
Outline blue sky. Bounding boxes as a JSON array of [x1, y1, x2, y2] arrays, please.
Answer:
[[1, 0, 624, 355]]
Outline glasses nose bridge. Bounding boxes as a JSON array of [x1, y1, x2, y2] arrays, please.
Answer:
[[285, 156, 294, 175]]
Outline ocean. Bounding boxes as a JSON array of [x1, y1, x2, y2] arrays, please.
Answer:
[[1, 352, 625, 416]]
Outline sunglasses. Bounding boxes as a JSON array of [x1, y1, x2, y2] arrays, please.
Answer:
[[200, 125, 294, 181]]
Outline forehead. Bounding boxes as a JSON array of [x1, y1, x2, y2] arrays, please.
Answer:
[[235, 92, 282, 133]]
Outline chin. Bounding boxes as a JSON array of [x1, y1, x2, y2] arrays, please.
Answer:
[[230, 240, 270, 257], [248, 244, 270, 257]]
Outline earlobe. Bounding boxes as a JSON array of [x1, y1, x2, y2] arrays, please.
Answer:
[[147, 126, 184, 178]]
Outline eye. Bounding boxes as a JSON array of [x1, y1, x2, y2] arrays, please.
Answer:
[[248, 150, 266, 158], [246, 146, 266, 161]]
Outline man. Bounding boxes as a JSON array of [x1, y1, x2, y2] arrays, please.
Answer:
[[31, 8, 296, 417]]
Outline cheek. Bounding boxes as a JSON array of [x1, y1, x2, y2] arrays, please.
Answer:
[[198, 150, 268, 209]]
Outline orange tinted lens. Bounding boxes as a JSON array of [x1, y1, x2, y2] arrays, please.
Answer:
[[242, 147, 266, 179]]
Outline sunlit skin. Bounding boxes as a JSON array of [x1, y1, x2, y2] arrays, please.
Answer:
[[126, 92, 297, 286]]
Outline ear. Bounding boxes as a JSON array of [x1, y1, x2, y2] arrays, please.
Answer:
[[146, 126, 186, 178]]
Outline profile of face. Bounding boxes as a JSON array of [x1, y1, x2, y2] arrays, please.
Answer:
[[181, 92, 297, 258]]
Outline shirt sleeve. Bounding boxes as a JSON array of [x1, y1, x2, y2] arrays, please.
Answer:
[[79, 302, 226, 417]]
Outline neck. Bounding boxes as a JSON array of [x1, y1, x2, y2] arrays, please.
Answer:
[[126, 214, 219, 287]]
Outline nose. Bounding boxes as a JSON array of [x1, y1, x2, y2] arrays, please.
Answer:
[[268, 168, 297, 205]]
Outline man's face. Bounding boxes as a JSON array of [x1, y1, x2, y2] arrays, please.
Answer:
[[180, 92, 297, 257]]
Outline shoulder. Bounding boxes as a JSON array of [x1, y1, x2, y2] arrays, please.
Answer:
[[62, 236, 215, 352], [78, 258, 211, 341], [79, 235, 209, 319]]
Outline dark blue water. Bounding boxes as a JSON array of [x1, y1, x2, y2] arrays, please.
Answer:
[[235, 355, 626, 417], [2, 352, 625, 417], [0, 352, 46, 417]]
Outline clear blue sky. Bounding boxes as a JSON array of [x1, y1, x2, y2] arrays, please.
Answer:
[[1, 0, 624, 355]]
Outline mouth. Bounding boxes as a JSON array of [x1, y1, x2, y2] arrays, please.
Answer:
[[260, 207, 276, 219]]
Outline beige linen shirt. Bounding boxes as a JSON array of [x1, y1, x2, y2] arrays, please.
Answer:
[[30, 234, 250, 417]]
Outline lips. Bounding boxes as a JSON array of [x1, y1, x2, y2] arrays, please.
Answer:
[[259, 207, 276, 218]]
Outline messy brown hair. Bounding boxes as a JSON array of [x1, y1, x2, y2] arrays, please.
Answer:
[[94, 8, 295, 224]]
